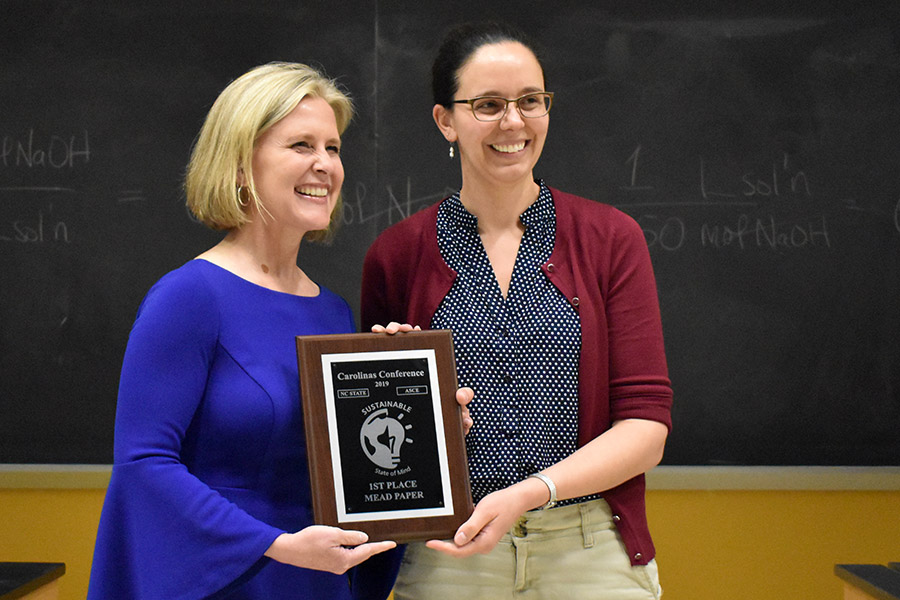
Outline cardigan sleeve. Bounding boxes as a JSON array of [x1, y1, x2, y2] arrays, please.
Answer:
[[88, 271, 282, 600], [604, 215, 673, 429]]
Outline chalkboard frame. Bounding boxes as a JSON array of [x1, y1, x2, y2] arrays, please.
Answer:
[[2, 1, 899, 467]]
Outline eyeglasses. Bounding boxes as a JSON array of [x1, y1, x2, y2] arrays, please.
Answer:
[[452, 91, 554, 122]]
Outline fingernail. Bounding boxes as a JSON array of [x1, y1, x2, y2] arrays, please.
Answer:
[[455, 531, 468, 545]]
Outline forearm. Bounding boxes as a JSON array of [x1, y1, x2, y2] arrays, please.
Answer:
[[427, 418, 667, 556], [540, 418, 668, 502]]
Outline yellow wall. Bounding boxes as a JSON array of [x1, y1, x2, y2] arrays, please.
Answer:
[[647, 489, 899, 599], [0, 488, 104, 600], [1, 482, 898, 599]]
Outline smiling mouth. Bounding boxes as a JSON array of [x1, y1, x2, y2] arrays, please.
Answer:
[[296, 186, 328, 197], [491, 141, 527, 153]]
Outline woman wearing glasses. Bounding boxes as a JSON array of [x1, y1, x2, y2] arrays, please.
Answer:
[[362, 22, 672, 599]]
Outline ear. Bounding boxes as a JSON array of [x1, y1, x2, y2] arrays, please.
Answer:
[[433, 104, 457, 143], [236, 166, 246, 187]]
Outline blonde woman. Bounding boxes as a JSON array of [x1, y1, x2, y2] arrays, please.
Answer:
[[88, 63, 398, 600]]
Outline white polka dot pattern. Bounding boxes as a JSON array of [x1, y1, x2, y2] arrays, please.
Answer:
[[433, 183, 596, 506]]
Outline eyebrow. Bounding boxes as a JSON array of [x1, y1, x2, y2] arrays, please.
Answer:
[[283, 134, 342, 145], [473, 86, 545, 97]]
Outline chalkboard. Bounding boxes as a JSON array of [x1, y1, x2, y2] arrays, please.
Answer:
[[2, 1, 898, 466]]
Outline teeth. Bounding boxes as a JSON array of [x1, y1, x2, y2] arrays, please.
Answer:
[[492, 142, 526, 153], [297, 187, 327, 197]]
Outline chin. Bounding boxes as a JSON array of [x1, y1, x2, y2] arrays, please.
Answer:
[[491, 165, 534, 183]]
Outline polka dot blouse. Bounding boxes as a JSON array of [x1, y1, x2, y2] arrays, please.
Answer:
[[433, 181, 596, 506]]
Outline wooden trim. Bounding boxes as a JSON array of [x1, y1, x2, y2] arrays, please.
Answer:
[[4, 465, 900, 491]]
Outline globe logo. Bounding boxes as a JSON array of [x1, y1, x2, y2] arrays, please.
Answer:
[[360, 408, 410, 470]]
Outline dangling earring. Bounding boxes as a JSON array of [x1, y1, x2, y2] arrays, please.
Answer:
[[449, 145, 455, 158], [236, 186, 250, 207]]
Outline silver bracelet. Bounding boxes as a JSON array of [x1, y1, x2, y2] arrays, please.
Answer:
[[528, 472, 557, 509]]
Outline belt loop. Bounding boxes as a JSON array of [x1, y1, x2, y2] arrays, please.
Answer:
[[580, 502, 594, 548], [511, 525, 527, 591]]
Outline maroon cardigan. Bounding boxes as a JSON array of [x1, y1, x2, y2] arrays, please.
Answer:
[[361, 186, 673, 565]]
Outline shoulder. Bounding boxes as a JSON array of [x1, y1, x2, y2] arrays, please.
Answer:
[[364, 203, 442, 276], [315, 284, 354, 317], [369, 203, 440, 250], [135, 260, 222, 323], [315, 283, 348, 305], [143, 260, 218, 304], [125, 261, 224, 350]]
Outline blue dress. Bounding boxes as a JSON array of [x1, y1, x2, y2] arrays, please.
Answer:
[[88, 259, 394, 599]]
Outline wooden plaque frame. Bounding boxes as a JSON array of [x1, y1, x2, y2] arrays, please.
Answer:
[[296, 330, 472, 543]]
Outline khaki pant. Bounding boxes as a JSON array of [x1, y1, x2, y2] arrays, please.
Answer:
[[393, 498, 661, 600]]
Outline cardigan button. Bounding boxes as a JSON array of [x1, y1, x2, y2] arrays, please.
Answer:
[[634, 553, 643, 562], [572, 297, 580, 306], [546, 263, 555, 272], [612, 514, 621, 522]]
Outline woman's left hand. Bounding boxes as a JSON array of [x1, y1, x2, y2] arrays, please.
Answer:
[[425, 475, 545, 557]]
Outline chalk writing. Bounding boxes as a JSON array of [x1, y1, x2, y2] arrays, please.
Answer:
[[340, 179, 455, 227], [611, 145, 857, 250], [1, 130, 90, 169], [639, 213, 830, 252], [700, 153, 811, 201], [0, 204, 71, 243], [700, 214, 830, 250], [698, 156, 737, 200], [620, 145, 653, 191], [638, 215, 686, 251]]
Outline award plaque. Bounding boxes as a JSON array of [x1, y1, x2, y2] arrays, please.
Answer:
[[296, 330, 473, 543]]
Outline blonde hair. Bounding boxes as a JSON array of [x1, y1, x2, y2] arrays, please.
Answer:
[[185, 62, 353, 241]]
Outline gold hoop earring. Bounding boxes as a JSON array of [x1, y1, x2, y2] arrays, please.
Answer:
[[236, 186, 250, 207]]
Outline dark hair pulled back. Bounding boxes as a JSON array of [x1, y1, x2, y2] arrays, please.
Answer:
[[431, 21, 545, 108]]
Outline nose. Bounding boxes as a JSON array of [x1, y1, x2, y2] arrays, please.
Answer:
[[499, 101, 525, 129], [312, 148, 334, 173]]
